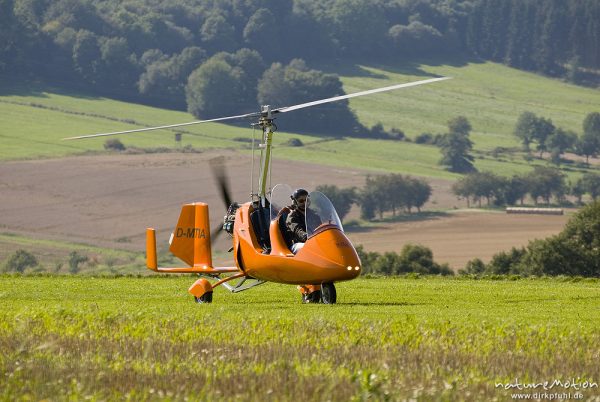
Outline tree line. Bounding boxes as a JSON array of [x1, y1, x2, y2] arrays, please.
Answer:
[[460, 200, 600, 277], [316, 174, 432, 222], [514, 111, 600, 164], [453, 168, 600, 207], [2, 0, 599, 132]]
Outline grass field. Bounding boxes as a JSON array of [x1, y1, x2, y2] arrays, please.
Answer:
[[2, 59, 599, 181], [1, 275, 598, 401]]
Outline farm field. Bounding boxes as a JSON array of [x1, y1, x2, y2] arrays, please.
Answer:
[[0, 275, 598, 401], [0, 152, 569, 271]]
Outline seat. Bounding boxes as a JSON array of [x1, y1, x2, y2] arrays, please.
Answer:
[[250, 206, 271, 252], [278, 207, 294, 250], [269, 206, 293, 256]]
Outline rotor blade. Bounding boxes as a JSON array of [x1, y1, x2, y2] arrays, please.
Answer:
[[273, 76, 452, 114], [210, 156, 233, 209], [62, 111, 260, 140]]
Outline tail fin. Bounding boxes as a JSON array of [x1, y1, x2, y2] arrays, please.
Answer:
[[169, 203, 213, 268], [146, 203, 238, 274]]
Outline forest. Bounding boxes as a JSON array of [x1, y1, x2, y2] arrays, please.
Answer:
[[1, 0, 599, 133]]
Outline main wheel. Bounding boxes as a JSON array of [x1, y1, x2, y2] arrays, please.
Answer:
[[321, 283, 336, 304], [194, 292, 213, 304]]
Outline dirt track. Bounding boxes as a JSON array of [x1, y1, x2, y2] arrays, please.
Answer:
[[0, 151, 568, 269]]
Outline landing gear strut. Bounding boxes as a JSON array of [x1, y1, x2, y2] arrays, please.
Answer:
[[299, 283, 336, 304]]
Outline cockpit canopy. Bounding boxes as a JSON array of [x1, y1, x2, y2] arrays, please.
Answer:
[[270, 184, 343, 239]]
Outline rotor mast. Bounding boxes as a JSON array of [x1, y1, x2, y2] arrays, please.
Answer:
[[256, 105, 274, 206]]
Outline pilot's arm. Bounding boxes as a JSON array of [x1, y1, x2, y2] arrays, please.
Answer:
[[286, 211, 307, 242]]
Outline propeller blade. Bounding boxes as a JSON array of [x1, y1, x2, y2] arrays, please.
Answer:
[[62, 111, 260, 140], [273, 76, 452, 114], [210, 156, 232, 209], [211, 225, 224, 243]]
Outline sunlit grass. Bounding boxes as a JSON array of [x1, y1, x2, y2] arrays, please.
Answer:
[[0, 275, 598, 400]]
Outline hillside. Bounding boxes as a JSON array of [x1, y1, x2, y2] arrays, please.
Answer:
[[1, 60, 599, 181]]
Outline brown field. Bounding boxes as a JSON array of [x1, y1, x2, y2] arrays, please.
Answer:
[[0, 151, 568, 270]]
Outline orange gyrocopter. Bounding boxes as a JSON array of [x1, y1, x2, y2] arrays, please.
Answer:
[[65, 76, 451, 303]]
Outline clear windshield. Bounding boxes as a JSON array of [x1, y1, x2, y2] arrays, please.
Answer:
[[306, 191, 343, 238], [270, 184, 293, 221]]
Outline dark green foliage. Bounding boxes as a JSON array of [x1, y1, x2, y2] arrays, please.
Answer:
[[503, 175, 529, 206], [360, 174, 432, 220], [459, 258, 485, 275], [452, 171, 505, 207], [357, 244, 453, 276], [414, 133, 433, 144], [514, 111, 538, 151], [577, 112, 600, 164], [104, 138, 125, 151], [284, 138, 303, 147], [315, 184, 356, 222], [527, 166, 567, 204], [3, 0, 600, 113], [138, 47, 206, 108], [257, 59, 361, 135], [485, 247, 526, 275], [453, 166, 571, 208], [462, 201, 600, 278], [580, 173, 600, 201], [4, 249, 38, 273], [439, 116, 475, 173], [186, 57, 244, 118], [68, 251, 88, 274], [513, 111, 556, 157], [389, 21, 443, 55], [547, 128, 577, 165]]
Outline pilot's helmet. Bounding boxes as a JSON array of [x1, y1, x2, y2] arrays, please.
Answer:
[[291, 188, 309, 205]]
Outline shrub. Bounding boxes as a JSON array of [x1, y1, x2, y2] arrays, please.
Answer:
[[4, 249, 38, 273], [485, 247, 526, 275], [415, 133, 433, 144], [68, 251, 88, 274], [104, 138, 125, 151], [285, 138, 304, 147], [459, 258, 486, 275], [358, 244, 453, 276]]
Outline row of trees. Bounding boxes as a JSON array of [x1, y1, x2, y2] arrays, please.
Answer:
[[186, 56, 363, 134], [514, 111, 600, 164], [435, 111, 600, 175], [2, 0, 599, 126], [461, 201, 600, 277], [466, 0, 600, 83], [316, 174, 432, 222], [356, 244, 453, 276], [453, 168, 600, 207]]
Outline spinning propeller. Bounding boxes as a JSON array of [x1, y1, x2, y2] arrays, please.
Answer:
[[209, 156, 233, 242]]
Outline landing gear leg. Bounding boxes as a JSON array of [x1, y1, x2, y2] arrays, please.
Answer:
[[302, 290, 322, 303], [321, 283, 336, 304]]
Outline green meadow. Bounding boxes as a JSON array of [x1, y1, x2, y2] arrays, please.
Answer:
[[0, 275, 598, 401], [2, 59, 599, 181]]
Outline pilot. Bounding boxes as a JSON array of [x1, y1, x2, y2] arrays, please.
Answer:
[[286, 188, 321, 254]]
